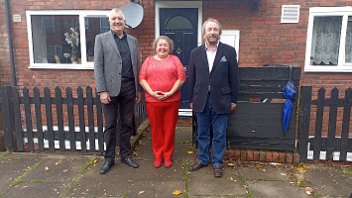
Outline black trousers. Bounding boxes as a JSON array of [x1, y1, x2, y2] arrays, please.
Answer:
[[102, 80, 136, 160]]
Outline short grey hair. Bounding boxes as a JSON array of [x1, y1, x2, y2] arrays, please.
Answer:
[[108, 8, 125, 21]]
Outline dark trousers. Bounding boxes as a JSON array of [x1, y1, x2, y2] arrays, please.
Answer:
[[102, 80, 136, 160]]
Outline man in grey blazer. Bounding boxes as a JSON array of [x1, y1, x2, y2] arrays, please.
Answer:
[[94, 8, 142, 174]]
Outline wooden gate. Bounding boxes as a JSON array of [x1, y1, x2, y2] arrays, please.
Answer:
[[299, 86, 352, 162]]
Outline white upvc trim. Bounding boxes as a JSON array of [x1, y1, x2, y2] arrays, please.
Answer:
[[304, 7, 352, 72], [155, 1, 202, 46], [220, 30, 240, 62], [26, 10, 109, 70]]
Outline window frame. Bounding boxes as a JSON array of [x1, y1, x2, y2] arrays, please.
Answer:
[[305, 7, 352, 72], [26, 10, 110, 70]]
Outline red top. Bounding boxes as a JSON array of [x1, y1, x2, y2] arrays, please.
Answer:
[[139, 55, 186, 102]]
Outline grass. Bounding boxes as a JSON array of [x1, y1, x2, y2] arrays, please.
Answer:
[[180, 159, 191, 198], [59, 155, 98, 198], [10, 158, 45, 187], [235, 167, 253, 198], [0, 149, 12, 161], [0, 158, 46, 198], [342, 167, 352, 179]]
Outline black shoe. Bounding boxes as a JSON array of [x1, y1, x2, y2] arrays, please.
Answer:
[[189, 161, 208, 172], [121, 157, 139, 168], [100, 159, 115, 174]]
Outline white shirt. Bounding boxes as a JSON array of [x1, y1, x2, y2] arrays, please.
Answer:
[[205, 42, 219, 73]]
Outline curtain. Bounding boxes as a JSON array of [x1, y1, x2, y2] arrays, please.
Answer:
[[310, 16, 342, 65], [345, 19, 352, 63]]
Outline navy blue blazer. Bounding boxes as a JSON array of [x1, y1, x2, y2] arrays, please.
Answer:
[[188, 42, 239, 114]]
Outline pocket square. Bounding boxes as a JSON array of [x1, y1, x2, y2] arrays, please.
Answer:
[[220, 56, 227, 63]]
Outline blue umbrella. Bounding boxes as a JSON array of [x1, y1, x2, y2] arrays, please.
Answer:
[[282, 80, 297, 132]]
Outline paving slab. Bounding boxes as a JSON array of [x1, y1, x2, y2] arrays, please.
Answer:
[[0, 153, 43, 195], [187, 166, 247, 197], [2, 154, 89, 198], [237, 164, 291, 181], [65, 127, 193, 198], [304, 165, 352, 198], [247, 180, 309, 198]]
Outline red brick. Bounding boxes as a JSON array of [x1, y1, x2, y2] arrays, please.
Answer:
[[253, 150, 260, 161], [272, 152, 280, 162], [266, 152, 273, 162], [259, 151, 266, 162], [286, 153, 293, 163], [240, 150, 247, 160], [278, 152, 286, 163], [293, 153, 301, 164], [234, 150, 241, 160], [246, 150, 254, 161]]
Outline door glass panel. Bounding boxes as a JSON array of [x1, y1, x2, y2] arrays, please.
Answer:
[[165, 16, 193, 30]]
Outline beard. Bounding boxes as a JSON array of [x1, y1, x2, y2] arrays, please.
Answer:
[[206, 35, 219, 45]]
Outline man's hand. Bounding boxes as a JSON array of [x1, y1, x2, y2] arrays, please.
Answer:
[[135, 91, 142, 103], [100, 92, 111, 104], [231, 103, 237, 111]]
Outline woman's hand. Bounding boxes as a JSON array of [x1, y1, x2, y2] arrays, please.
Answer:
[[158, 91, 173, 101], [151, 90, 164, 100]]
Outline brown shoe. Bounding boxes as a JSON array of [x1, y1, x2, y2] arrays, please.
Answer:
[[189, 161, 208, 172], [213, 167, 223, 178]]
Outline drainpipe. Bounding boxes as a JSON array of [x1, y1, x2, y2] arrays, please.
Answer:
[[5, 0, 17, 87]]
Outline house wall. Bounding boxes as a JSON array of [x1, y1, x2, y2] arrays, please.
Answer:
[[0, 0, 11, 86], [1, 0, 351, 146], [2, 0, 350, 90]]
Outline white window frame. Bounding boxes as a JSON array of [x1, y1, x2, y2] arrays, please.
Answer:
[[304, 7, 352, 72], [220, 30, 240, 62], [155, 1, 203, 46], [26, 10, 109, 70]]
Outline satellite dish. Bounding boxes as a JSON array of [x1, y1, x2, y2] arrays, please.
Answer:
[[121, 2, 144, 28]]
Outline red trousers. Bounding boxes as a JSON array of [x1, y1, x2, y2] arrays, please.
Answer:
[[146, 101, 180, 162]]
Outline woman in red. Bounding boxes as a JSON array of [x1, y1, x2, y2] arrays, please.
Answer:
[[139, 36, 186, 168]]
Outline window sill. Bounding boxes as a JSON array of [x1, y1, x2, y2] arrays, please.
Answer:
[[304, 66, 352, 73], [29, 64, 94, 70]]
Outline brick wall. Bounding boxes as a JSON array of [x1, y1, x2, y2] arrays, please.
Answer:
[[1, 0, 351, 161], [3, 0, 156, 91], [0, 0, 12, 86], [2, 0, 351, 91]]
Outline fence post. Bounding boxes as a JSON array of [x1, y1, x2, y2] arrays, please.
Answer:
[[326, 88, 339, 161], [298, 86, 312, 162], [0, 86, 14, 150], [313, 88, 325, 160], [340, 88, 352, 161]]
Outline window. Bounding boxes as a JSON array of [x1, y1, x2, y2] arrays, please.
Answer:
[[305, 7, 352, 72], [27, 10, 110, 69]]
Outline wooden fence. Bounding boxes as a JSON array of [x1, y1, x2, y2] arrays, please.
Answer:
[[299, 86, 352, 162], [0, 86, 147, 153]]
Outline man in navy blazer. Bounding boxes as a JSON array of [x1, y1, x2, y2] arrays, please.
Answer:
[[188, 18, 239, 178]]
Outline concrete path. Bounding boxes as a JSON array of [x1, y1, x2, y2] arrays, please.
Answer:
[[0, 126, 351, 198]]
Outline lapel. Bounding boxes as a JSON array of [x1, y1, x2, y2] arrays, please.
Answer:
[[106, 31, 121, 57], [126, 35, 135, 66], [200, 45, 210, 72], [211, 42, 224, 73]]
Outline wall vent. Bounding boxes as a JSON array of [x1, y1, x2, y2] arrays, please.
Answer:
[[281, 5, 300, 24]]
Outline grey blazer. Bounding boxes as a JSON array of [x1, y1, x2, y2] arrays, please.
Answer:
[[94, 30, 141, 97]]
